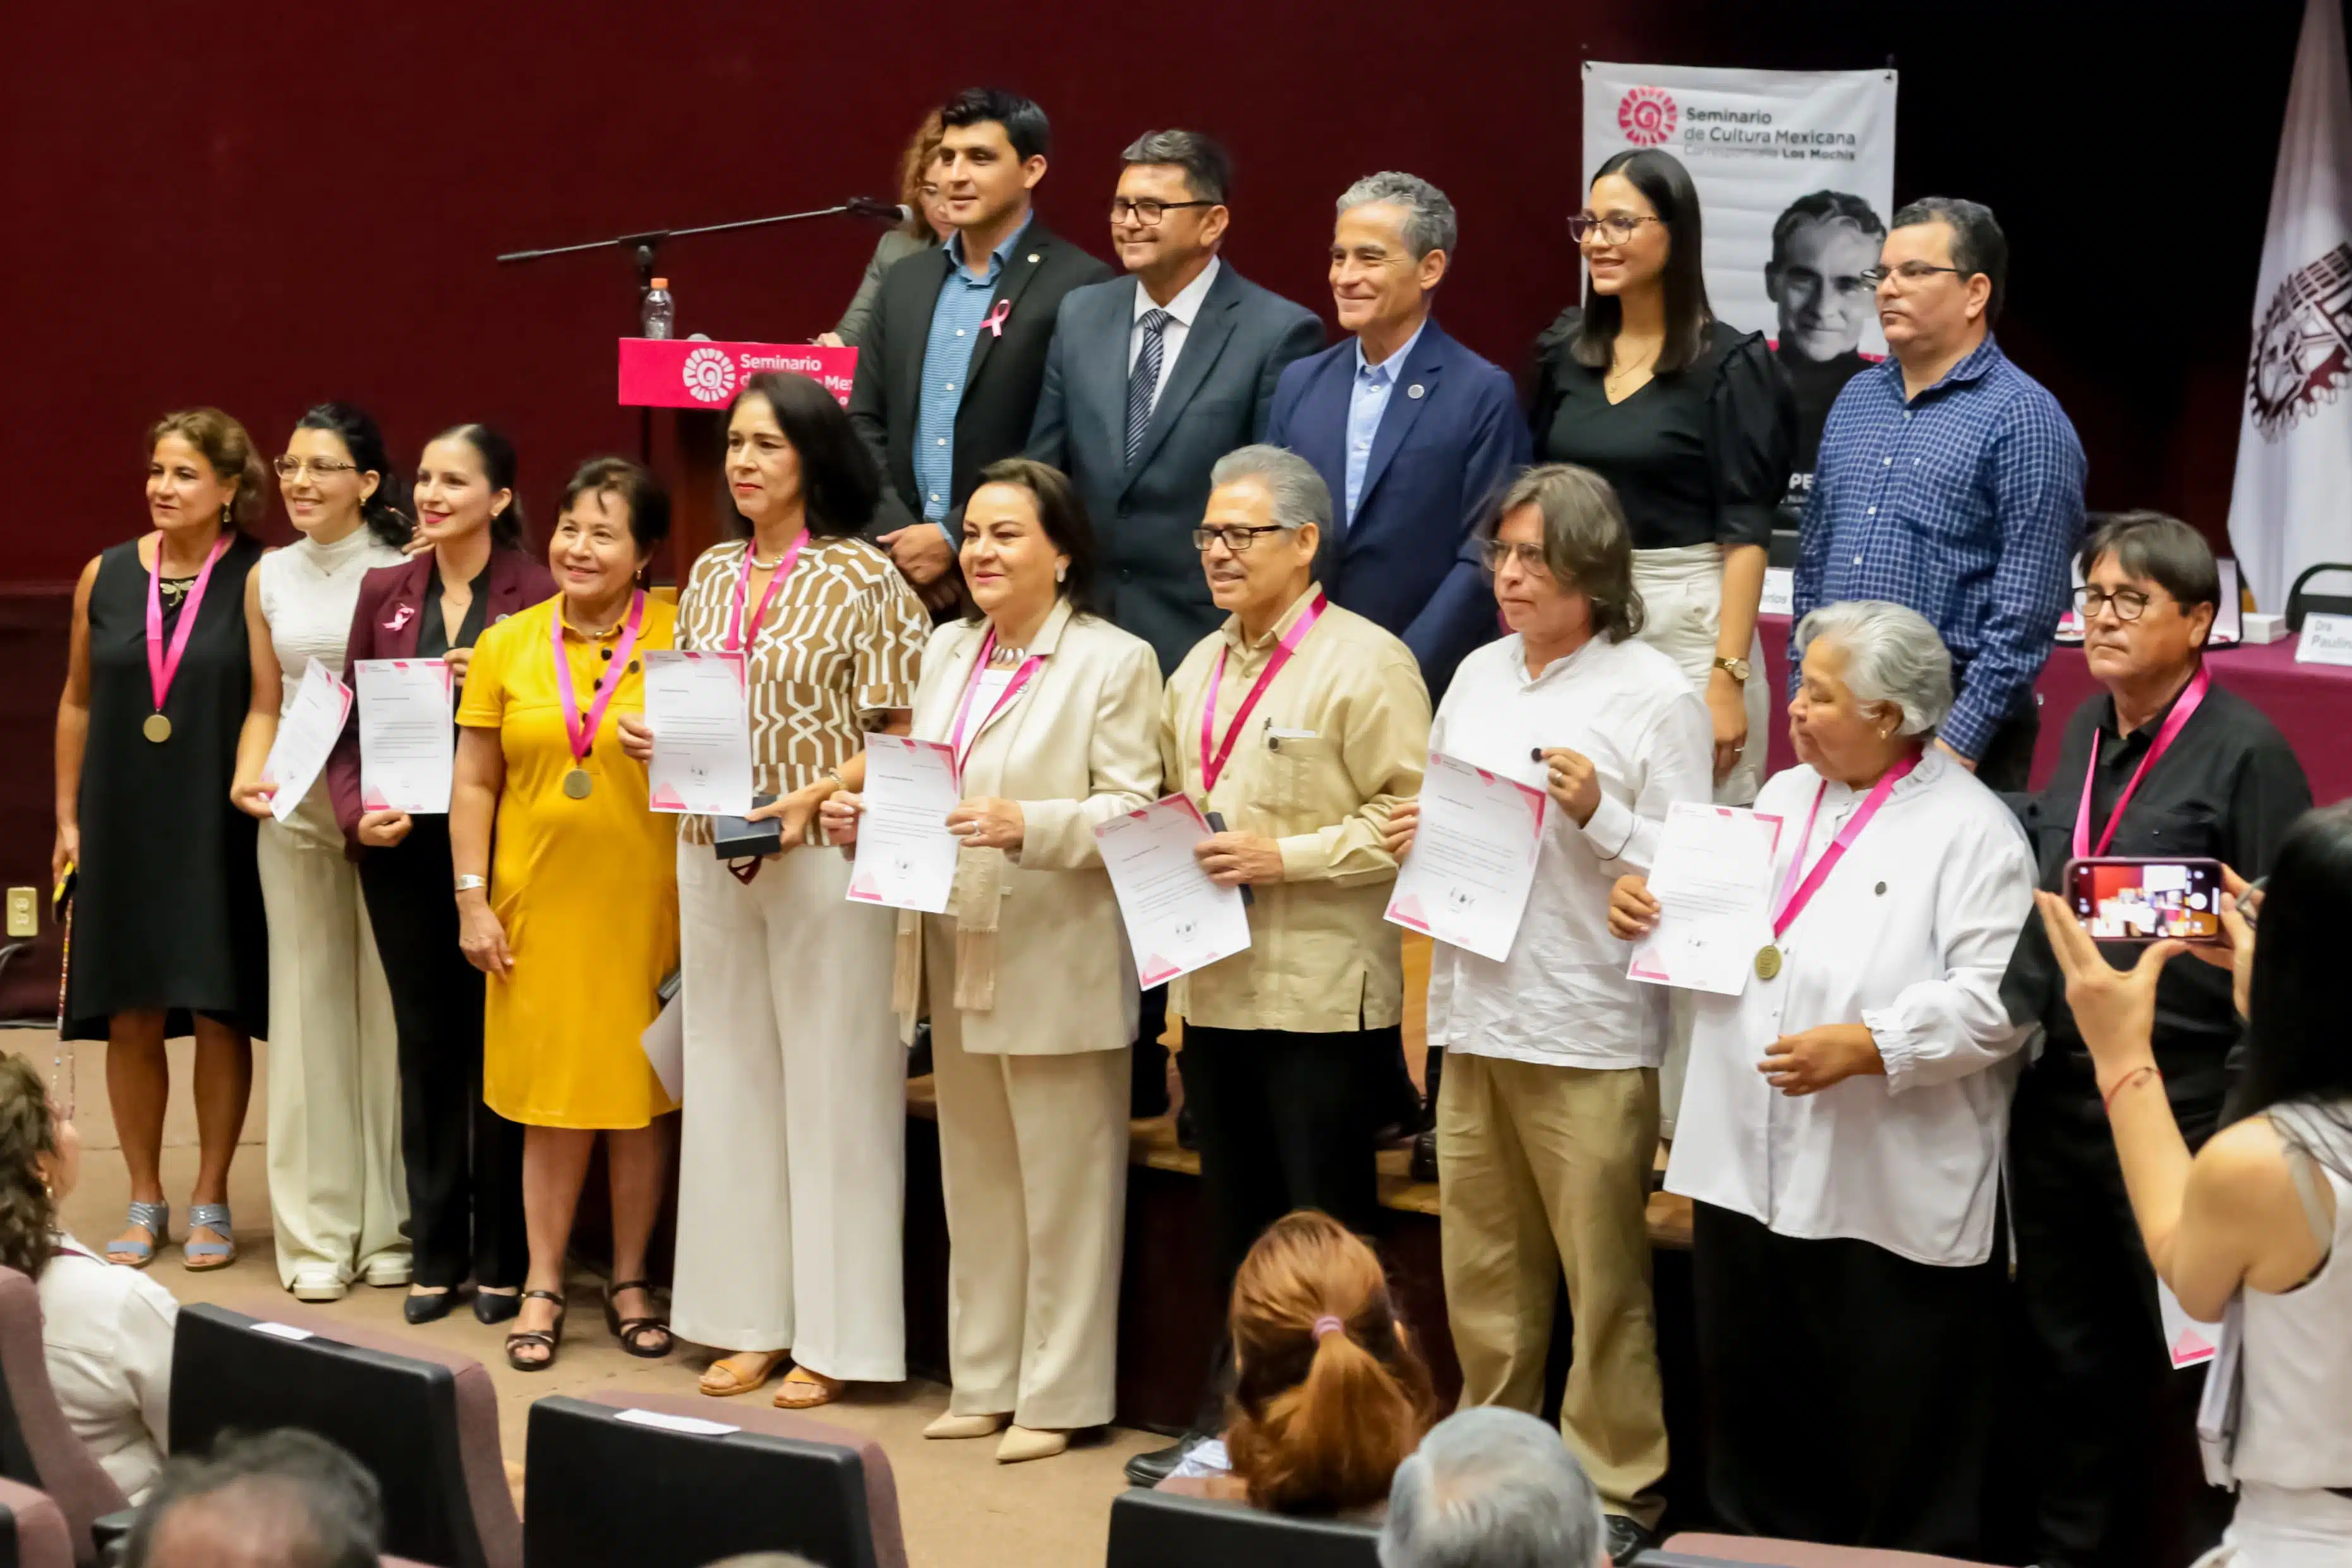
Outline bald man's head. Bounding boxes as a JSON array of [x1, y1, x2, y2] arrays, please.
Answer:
[[126, 1432, 381, 1568]]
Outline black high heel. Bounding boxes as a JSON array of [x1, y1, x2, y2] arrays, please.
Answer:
[[505, 1289, 568, 1372], [404, 1286, 465, 1325]]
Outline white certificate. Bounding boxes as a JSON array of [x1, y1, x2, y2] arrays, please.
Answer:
[[1094, 794, 1252, 988], [846, 735, 962, 914], [1384, 752, 1547, 963], [642, 650, 754, 816], [1627, 802, 1784, 996], [355, 659, 455, 815], [261, 658, 351, 824]]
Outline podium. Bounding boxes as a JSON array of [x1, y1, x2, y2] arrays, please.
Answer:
[[616, 339, 858, 582]]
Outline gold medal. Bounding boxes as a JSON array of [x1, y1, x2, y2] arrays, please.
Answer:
[[562, 768, 593, 800], [1754, 944, 1782, 981], [142, 713, 172, 744]]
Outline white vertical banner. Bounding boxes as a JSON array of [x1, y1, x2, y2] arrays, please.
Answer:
[[2226, 0, 2352, 613], [1583, 64, 1898, 490]]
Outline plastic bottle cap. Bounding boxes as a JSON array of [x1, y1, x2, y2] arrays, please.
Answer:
[[650, 278, 669, 290]]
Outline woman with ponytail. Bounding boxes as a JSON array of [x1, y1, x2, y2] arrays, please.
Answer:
[[1161, 1210, 1437, 1519], [228, 402, 410, 1298]]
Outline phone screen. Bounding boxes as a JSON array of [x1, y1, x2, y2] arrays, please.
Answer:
[[2066, 858, 2223, 943]]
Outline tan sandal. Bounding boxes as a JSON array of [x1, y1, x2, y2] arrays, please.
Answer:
[[774, 1365, 843, 1409], [699, 1350, 786, 1398]]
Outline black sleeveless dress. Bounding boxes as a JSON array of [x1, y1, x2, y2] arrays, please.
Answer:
[[62, 533, 269, 1040]]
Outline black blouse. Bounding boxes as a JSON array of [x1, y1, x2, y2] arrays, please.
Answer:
[[1529, 313, 1795, 552], [416, 559, 490, 664]]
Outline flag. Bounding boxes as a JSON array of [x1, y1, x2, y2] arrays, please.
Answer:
[[2228, 0, 2352, 612]]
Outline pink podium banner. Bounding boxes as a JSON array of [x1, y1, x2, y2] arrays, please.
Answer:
[[617, 339, 857, 411]]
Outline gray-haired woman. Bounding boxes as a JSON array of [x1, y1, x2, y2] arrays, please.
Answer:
[[1608, 599, 2037, 1558]]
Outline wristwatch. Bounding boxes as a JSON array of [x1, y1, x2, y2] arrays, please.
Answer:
[[454, 874, 488, 895], [1713, 656, 1752, 684]]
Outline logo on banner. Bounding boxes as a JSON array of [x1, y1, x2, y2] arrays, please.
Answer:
[[1617, 86, 1678, 146], [2251, 241, 2352, 442], [682, 346, 738, 404]]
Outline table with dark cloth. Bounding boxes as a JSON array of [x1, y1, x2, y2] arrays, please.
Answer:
[[1759, 617, 2352, 805]]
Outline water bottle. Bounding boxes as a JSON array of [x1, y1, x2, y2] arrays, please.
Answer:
[[641, 277, 675, 340]]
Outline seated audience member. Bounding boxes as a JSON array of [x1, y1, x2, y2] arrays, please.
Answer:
[[0, 1054, 176, 1502], [125, 1428, 382, 1568], [1615, 600, 2037, 1559], [1379, 1406, 1611, 1568], [2038, 805, 2352, 1568], [1159, 1210, 1436, 1519], [2001, 511, 2309, 1568]]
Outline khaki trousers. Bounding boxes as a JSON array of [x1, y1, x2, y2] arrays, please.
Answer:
[[257, 812, 407, 1289], [927, 917, 1129, 1430], [1438, 1052, 1667, 1525]]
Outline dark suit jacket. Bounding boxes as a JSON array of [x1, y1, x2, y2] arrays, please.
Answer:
[[848, 217, 1113, 540], [324, 548, 555, 843], [1027, 262, 1324, 673], [1265, 318, 1528, 698]]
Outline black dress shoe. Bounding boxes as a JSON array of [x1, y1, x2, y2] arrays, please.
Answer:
[[404, 1289, 460, 1325], [1124, 1437, 1198, 1488], [1174, 1105, 1198, 1151], [473, 1289, 523, 1325], [1604, 1513, 1656, 1565], [1409, 1126, 1438, 1185]]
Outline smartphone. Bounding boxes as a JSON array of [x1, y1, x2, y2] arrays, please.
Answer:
[[2063, 857, 2225, 944]]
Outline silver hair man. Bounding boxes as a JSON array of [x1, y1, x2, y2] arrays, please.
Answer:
[[1210, 443, 1333, 534], [1792, 598, 1956, 736], [1379, 1408, 1608, 1568], [1337, 171, 1459, 261]]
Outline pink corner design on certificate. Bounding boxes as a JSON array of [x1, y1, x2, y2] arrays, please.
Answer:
[[1629, 955, 1673, 981], [1389, 893, 1431, 932], [847, 873, 883, 903], [649, 785, 687, 810], [2170, 1328, 2217, 1369], [361, 788, 390, 811], [1138, 955, 1181, 986]]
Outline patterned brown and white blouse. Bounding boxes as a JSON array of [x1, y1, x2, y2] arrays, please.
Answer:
[[672, 533, 929, 845]]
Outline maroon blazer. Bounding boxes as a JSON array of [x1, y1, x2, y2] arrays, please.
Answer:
[[325, 548, 556, 843]]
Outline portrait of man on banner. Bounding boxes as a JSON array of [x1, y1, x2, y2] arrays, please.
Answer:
[[1766, 190, 1886, 507]]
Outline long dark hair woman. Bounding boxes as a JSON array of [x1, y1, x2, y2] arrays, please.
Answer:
[[324, 421, 550, 1325], [1529, 148, 1795, 808], [56, 409, 270, 1272], [2038, 806, 2352, 1565]]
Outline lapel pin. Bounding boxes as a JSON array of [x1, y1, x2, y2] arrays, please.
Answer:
[[1027, 253, 1041, 264], [1408, 383, 1426, 399], [980, 299, 1011, 337]]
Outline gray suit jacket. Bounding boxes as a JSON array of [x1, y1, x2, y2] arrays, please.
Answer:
[[1028, 262, 1324, 673]]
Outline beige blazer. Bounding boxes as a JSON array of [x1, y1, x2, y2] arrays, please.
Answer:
[[893, 600, 1164, 1054]]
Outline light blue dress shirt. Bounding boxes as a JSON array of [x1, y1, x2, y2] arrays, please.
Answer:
[[915, 214, 1034, 540], [1342, 317, 1428, 523]]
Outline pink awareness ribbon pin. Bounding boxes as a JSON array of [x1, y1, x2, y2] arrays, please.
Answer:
[[980, 298, 1011, 338]]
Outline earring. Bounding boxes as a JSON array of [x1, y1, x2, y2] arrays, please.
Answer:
[[219, 502, 232, 526], [1881, 728, 1893, 740], [1055, 564, 1067, 584]]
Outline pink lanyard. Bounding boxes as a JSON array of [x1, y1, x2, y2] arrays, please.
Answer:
[[728, 533, 805, 655], [1200, 593, 1327, 793], [551, 591, 646, 764], [948, 629, 1042, 776], [1771, 752, 1920, 938], [145, 534, 232, 713], [2072, 665, 2209, 859]]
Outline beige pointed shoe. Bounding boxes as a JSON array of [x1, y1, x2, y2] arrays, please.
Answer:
[[924, 1411, 1011, 1440], [994, 1425, 1070, 1464]]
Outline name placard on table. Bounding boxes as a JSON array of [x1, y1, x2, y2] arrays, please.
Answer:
[[2295, 612, 2352, 666]]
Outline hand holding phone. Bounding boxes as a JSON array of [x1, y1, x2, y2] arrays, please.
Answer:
[[2063, 857, 2225, 944]]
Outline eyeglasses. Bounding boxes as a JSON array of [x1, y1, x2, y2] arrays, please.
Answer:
[[1193, 524, 1288, 553], [272, 457, 359, 479], [1112, 198, 1216, 227], [1479, 540, 1553, 576], [1568, 212, 1663, 245], [2075, 586, 2162, 622], [1858, 262, 1969, 288]]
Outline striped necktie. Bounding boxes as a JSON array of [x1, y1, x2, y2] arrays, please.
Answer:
[[1125, 310, 1173, 467]]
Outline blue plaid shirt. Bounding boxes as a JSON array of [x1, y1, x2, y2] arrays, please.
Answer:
[[914, 215, 1032, 541], [1790, 335, 2086, 760]]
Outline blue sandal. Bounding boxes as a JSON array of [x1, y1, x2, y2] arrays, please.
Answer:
[[184, 1203, 236, 1272], [107, 1201, 168, 1269]]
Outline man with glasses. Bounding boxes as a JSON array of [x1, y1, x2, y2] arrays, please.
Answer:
[[1790, 195, 2086, 790], [1999, 512, 2308, 1568], [1764, 191, 1886, 512]]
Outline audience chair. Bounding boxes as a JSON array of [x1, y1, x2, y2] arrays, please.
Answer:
[[1102, 1487, 1383, 1568], [522, 1390, 907, 1568], [2287, 562, 2352, 631], [0, 1270, 128, 1567], [168, 1302, 519, 1568], [0, 1476, 75, 1568], [1654, 1534, 1997, 1567]]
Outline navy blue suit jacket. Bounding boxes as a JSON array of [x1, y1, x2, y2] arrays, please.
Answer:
[[1265, 318, 1526, 697]]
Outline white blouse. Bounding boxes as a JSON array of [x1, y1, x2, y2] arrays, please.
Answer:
[[1663, 750, 2036, 1265], [39, 1234, 178, 1503], [1425, 632, 1712, 1070], [256, 528, 403, 844]]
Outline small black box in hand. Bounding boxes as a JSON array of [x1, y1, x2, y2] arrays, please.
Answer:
[[711, 793, 781, 859]]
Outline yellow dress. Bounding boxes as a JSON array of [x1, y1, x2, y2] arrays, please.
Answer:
[[457, 593, 680, 1129]]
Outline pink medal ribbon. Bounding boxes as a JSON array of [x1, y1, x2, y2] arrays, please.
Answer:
[[980, 298, 1011, 338], [2072, 665, 2209, 859], [1199, 593, 1327, 795], [728, 531, 806, 655], [550, 590, 646, 796], [142, 533, 232, 741], [1760, 751, 1921, 972], [948, 629, 1043, 777]]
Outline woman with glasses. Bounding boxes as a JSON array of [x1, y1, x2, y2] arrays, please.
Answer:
[[227, 404, 411, 1298], [1530, 148, 1795, 809]]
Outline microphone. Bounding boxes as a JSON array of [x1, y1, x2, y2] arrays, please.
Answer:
[[844, 196, 914, 224]]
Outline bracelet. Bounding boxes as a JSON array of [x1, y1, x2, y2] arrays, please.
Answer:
[[454, 874, 487, 895], [2102, 1064, 2161, 1114]]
